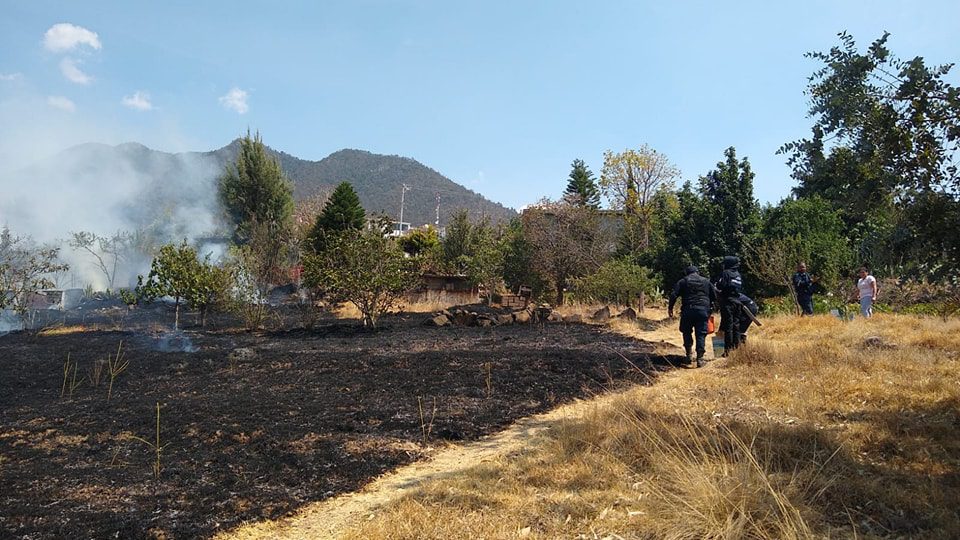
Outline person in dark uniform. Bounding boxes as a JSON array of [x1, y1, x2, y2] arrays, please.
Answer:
[[792, 262, 815, 316], [737, 293, 759, 344], [668, 265, 717, 368], [716, 256, 744, 356]]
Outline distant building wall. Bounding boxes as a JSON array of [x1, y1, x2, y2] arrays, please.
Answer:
[[406, 274, 479, 305], [23, 289, 84, 311]]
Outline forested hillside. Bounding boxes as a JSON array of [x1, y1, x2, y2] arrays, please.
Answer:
[[204, 142, 516, 226]]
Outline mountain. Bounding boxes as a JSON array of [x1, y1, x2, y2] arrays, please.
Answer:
[[201, 141, 516, 226], [2, 141, 515, 242]]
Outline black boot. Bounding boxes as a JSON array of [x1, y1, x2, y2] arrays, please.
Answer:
[[696, 355, 705, 368], [683, 347, 692, 365]]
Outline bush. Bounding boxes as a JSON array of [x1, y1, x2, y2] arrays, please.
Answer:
[[758, 294, 858, 317], [571, 259, 659, 307], [302, 227, 420, 327]]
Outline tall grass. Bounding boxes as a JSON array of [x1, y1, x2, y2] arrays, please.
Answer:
[[341, 313, 960, 539]]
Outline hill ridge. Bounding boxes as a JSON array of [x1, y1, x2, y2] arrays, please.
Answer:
[[197, 140, 516, 225]]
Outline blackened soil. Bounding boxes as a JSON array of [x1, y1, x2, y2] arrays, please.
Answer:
[[0, 309, 679, 539]]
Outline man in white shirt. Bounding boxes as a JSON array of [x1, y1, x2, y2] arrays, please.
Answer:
[[856, 267, 878, 318]]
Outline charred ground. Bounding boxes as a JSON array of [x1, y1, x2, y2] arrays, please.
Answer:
[[0, 302, 678, 539]]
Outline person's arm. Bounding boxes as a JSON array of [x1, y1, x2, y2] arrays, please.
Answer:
[[871, 276, 878, 299], [668, 280, 681, 317]]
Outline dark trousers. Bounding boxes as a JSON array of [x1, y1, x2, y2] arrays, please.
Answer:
[[679, 308, 709, 358], [798, 294, 814, 315], [721, 301, 741, 352], [740, 316, 753, 340]]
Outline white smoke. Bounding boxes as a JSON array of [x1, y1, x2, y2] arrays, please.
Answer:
[[0, 94, 225, 291]]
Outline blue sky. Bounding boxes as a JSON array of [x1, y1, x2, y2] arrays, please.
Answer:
[[2, 1, 958, 209]]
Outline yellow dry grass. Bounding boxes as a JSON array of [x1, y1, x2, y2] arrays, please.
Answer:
[[331, 300, 457, 321], [37, 324, 90, 336], [341, 313, 960, 539]]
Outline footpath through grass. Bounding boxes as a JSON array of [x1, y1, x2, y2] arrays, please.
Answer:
[[340, 314, 960, 539]]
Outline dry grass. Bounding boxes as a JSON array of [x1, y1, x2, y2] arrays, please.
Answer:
[[331, 300, 454, 321], [330, 303, 364, 320], [38, 324, 90, 336], [398, 300, 455, 314], [341, 313, 960, 539]]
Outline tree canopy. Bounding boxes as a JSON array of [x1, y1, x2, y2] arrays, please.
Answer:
[[310, 181, 366, 252], [218, 131, 294, 244], [780, 32, 960, 277], [302, 227, 419, 327], [564, 159, 600, 208]]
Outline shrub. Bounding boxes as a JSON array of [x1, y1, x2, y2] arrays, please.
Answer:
[[303, 227, 420, 327], [571, 258, 659, 307]]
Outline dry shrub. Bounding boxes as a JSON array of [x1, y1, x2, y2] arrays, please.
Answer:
[[341, 312, 960, 539]]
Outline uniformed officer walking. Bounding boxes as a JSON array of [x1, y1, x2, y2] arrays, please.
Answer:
[[716, 256, 744, 355], [668, 265, 717, 368]]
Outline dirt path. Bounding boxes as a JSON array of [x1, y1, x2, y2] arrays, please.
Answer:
[[220, 315, 693, 540]]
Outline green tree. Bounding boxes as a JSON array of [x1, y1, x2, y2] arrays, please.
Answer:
[[779, 32, 960, 276], [400, 226, 441, 257], [218, 131, 295, 244], [441, 210, 474, 272], [399, 226, 444, 273], [760, 197, 853, 290], [464, 222, 504, 304], [501, 218, 548, 299], [699, 147, 761, 259], [302, 228, 420, 328], [137, 241, 225, 330], [658, 182, 712, 287], [310, 181, 366, 252], [564, 159, 600, 208], [437, 211, 505, 300], [571, 258, 659, 307]]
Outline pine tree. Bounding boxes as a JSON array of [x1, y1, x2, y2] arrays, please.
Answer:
[[310, 182, 366, 252], [563, 159, 600, 208], [699, 147, 761, 258], [218, 130, 294, 244]]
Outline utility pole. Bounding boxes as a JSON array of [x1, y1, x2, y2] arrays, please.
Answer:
[[398, 183, 411, 233], [434, 191, 441, 227]]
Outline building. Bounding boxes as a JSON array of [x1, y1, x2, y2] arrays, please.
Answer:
[[406, 273, 479, 305]]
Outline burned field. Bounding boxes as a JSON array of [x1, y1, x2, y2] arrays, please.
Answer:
[[0, 304, 677, 539]]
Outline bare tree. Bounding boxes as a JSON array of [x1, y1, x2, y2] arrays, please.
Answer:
[[600, 145, 679, 251], [69, 230, 134, 290], [522, 198, 612, 305], [293, 189, 332, 242]]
